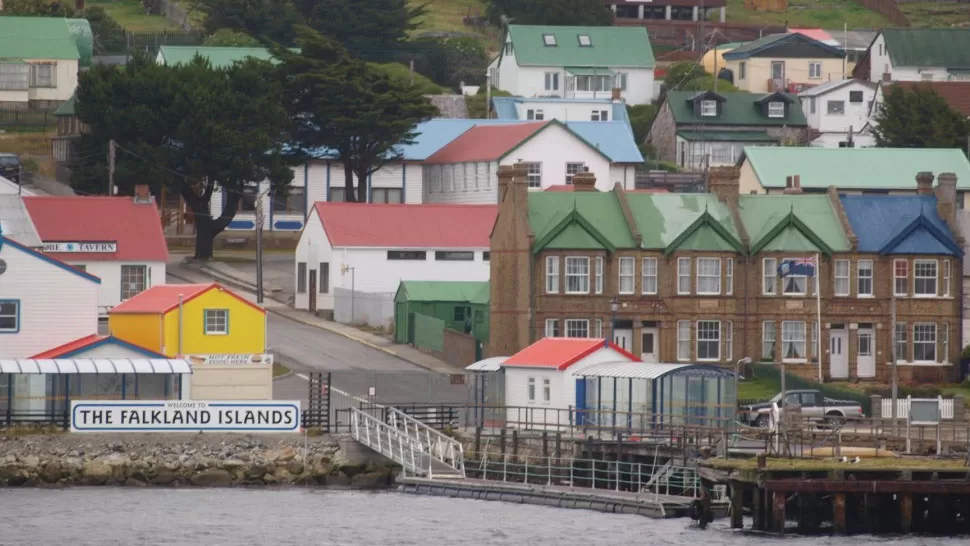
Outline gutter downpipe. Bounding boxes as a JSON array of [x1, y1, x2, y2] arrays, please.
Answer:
[[178, 293, 184, 357]]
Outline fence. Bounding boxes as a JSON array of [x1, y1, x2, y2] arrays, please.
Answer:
[[124, 29, 206, 57], [412, 312, 444, 353], [880, 397, 956, 420], [0, 110, 56, 129], [333, 288, 394, 329]]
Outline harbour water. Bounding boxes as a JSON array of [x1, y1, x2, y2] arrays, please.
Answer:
[[0, 488, 965, 545]]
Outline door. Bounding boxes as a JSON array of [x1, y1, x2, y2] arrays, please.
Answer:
[[829, 329, 848, 379], [308, 270, 317, 313], [857, 328, 875, 378], [613, 329, 632, 351], [771, 61, 785, 80], [641, 328, 659, 363]]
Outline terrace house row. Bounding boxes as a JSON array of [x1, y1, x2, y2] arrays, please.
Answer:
[[489, 164, 963, 384]]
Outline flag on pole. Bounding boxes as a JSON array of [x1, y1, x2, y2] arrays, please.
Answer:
[[778, 256, 817, 278]]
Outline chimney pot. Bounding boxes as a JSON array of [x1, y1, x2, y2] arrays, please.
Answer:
[[611, 87, 621, 101], [572, 171, 597, 192], [916, 171, 934, 195], [133, 184, 152, 204], [785, 175, 793, 189], [783, 174, 803, 194], [794, 175, 801, 188], [935, 172, 958, 228]]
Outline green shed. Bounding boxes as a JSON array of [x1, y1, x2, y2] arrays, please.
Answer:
[[394, 281, 490, 345]]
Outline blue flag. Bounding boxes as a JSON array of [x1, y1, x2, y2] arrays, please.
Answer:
[[778, 257, 816, 278]]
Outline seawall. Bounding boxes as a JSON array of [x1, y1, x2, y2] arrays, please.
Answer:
[[0, 433, 397, 488]]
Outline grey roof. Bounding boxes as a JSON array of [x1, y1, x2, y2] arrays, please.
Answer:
[[0, 194, 41, 248], [466, 356, 509, 372], [426, 95, 469, 119], [823, 29, 878, 51], [798, 79, 876, 97]]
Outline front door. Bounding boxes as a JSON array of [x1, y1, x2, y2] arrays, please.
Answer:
[[771, 61, 785, 80], [857, 327, 875, 378], [829, 329, 848, 379], [308, 270, 317, 313], [613, 329, 633, 352], [641, 328, 659, 363]]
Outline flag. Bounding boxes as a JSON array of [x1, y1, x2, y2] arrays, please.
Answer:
[[778, 256, 817, 278]]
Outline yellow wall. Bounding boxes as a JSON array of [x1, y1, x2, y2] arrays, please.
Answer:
[[109, 314, 164, 353], [702, 46, 738, 75], [726, 57, 846, 93], [738, 160, 765, 195], [162, 288, 267, 356]]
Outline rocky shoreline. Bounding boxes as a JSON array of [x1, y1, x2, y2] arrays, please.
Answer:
[[0, 434, 398, 488]]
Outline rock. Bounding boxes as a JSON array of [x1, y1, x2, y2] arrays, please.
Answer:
[[222, 459, 246, 470], [350, 471, 389, 490], [125, 477, 148, 487], [40, 462, 61, 483], [262, 473, 278, 484], [189, 469, 233, 487], [20, 456, 40, 469], [327, 471, 351, 486], [244, 464, 268, 479], [338, 464, 366, 479], [277, 447, 298, 462], [285, 461, 304, 475], [153, 469, 178, 486], [81, 462, 112, 486], [104, 453, 130, 467]]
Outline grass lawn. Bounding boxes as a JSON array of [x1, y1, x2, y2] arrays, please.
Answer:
[[899, 2, 970, 27], [410, 0, 488, 34], [273, 362, 291, 377], [738, 376, 779, 401], [725, 0, 889, 28], [88, 0, 177, 31], [0, 132, 56, 177]]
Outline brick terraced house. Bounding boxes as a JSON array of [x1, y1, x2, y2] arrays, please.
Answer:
[[488, 164, 963, 384]]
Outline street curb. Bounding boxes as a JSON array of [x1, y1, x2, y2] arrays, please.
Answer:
[[273, 369, 296, 381]]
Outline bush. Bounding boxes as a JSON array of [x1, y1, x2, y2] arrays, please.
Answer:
[[465, 86, 512, 119], [369, 62, 446, 95], [406, 36, 487, 91]]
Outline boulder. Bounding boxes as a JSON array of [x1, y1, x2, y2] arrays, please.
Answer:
[[350, 471, 391, 490], [40, 462, 62, 484], [327, 471, 351, 486], [81, 462, 112, 486], [285, 461, 304, 475], [152, 469, 178, 486], [189, 469, 233, 487]]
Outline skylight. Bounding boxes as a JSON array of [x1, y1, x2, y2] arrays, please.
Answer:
[[578, 34, 592, 47], [543, 34, 557, 47]]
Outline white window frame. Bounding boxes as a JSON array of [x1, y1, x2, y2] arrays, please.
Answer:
[[696, 320, 721, 361], [726, 321, 734, 361], [894, 322, 907, 363], [0, 300, 19, 333], [696, 257, 721, 295], [545, 319, 559, 338], [641, 257, 657, 295], [594, 319, 603, 338], [767, 101, 785, 118], [565, 319, 589, 338], [528, 377, 536, 402], [762, 258, 777, 295], [544, 72, 559, 91], [525, 162, 542, 188], [913, 259, 937, 298], [808, 61, 822, 79], [762, 320, 776, 361], [677, 257, 691, 295], [894, 259, 908, 297], [942, 323, 949, 364], [781, 320, 807, 363], [595, 257, 603, 294], [545, 256, 560, 294], [834, 259, 850, 297], [676, 320, 691, 361], [121, 264, 149, 301], [912, 323, 937, 363], [726, 259, 734, 295], [543, 378, 551, 402], [565, 162, 585, 184], [618, 257, 635, 295], [204, 309, 229, 335], [700, 100, 717, 116], [943, 260, 951, 297], [565, 256, 590, 294], [857, 259, 873, 297]]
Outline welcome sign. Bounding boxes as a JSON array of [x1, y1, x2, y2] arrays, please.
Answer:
[[70, 400, 301, 433]]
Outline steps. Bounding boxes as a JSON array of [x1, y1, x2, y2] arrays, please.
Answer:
[[350, 406, 465, 479]]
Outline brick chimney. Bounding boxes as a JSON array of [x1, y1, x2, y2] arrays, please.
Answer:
[[611, 87, 622, 101], [935, 172, 958, 230], [133, 184, 153, 204], [882, 72, 891, 82], [572, 170, 597, 192], [708, 166, 740, 204], [916, 171, 934, 195], [783, 175, 803, 194]]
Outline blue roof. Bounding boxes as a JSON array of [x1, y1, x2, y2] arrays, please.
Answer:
[[840, 195, 963, 256]]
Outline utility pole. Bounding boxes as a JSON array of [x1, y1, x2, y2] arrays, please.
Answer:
[[107, 139, 116, 196], [891, 291, 898, 434], [255, 190, 266, 304]]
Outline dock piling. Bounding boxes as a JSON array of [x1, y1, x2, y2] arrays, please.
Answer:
[[833, 493, 847, 535], [771, 491, 786, 534], [729, 482, 743, 529]]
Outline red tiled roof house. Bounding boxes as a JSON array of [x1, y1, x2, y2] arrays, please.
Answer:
[[295, 202, 497, 315]]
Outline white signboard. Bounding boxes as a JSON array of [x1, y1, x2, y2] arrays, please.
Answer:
[[70, 400, 301, 432], [184, 354, 274, 366], [43, 242, 118, 253]]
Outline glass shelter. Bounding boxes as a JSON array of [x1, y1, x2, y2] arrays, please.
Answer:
[[466, 356, 507, 428]]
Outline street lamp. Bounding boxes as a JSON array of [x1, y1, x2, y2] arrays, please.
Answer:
[[608, 296, 619, 347], [734, 357, 751, 411]]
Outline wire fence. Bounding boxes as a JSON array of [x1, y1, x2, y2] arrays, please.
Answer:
[[0, 110, 57, 129]]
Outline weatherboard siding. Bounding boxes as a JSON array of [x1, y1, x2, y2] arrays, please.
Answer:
[[294, 211, 333, 311], [799, 81, 875, 137], [65, 261, 166, 316]]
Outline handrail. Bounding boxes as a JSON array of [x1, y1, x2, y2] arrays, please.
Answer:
[[351, 407, 421, 476], [388, 406, 465, 478]]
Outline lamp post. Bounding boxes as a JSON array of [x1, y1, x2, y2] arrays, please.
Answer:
[[608, 296, 619, 347]]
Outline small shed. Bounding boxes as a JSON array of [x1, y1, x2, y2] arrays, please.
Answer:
[[394, 281, 490, 344], [466, 356, 508, 428]]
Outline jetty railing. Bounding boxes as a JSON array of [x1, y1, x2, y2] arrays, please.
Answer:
[[387, 407, 465, 478], [349, 407, 422, 475]]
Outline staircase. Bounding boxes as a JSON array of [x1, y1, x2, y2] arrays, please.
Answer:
[[351, 406, 465, 480], [305, 372, 331, 432]]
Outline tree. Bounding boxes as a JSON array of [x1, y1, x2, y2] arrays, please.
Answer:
[[204, 28, 261, 47], [73, 55, 294, 259], [191, 0, 300, 44], [873, 85, 969, 150], [290, 0, 426, 61], [272, 27, 436, 202], [487, 0, 612, 26], [1, 0, 73, 15]]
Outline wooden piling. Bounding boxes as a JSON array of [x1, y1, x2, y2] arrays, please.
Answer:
[[771, 491, 786, 534], [474, 427, 482, 457], [832, 493, 847, 535], [752, 488, 764, 531], [730, 482, 743, 529]]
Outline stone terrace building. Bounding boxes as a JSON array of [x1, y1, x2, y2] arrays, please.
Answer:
[[488, 164, 963, 384]]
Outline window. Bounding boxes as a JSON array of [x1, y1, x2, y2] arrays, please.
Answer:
[[578, 34, 591, 47], [944, 260, 951, 297], [810, 97, 816, 114], [781, 321, 807, 362], [453, 306, 467, 322], [739, 61, 746, 80], [329, 187, 348, 203], [677, 320, 691, 361], [767, 101, 785, 118], [526, 109, 545, 121], [297, 262, 307, 293], [544, 72, 560, 91], [726, 259, 733, 295], [827, 100, 845, 115], [320, 263, 330, 294], [857, 259, 873, 297], [596, 256, 603, 294], [503, 42, 513, 56], [808, 62, 822, 79], [696, 257, 721, 295], [763, 258, 777, 295], [388, 251, 426, 260], [762, 321, 776, 360], [29, 63, 55, 88], [677, 257, 691, 295], [565, 319, 589, 337], [696, 320, 721, 361], [894, 323, 907, 363], [700, 100, 717, 117], [543, 378, 551, 402], [528, 377, 536, 401], [546, 256, 560, 294], [483, 252, 490, 261], [942, 323, 949, 364], [849, 90, 864, 103], [575, 75, 613, 92], [781, 259, 808, 296], [914, 259, 937, 297], [565, 256, 590, 294], [590, 110, 609, 121], [594, 319, 603, 338], [913, 323, 937, 362], [834, 259, 850, 296], [545, 319, 559, 337], [618, 257, 635, 294], [0, 62, 28, 91], [435, 251, 474, 261], [273, 186, 305, 212], [615, 72, 627, 91], [641, 257, 657, 294], [726, 321, 733, 361], [894, 259, 908, 296], [120, 265, 148, 300], [0, 300, 19, 332], [542, 34, 557, 46], [371, 188, 402, 204], [565, 163, 585, 184], [811, 321, 818, 359], [525, 163, 542, 188], [204, 309, 228, 335]]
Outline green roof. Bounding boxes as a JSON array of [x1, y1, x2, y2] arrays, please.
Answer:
[[666, 91, 808, 127], [157, 46, 281, 68], [738, 195, 850, 254], [626, 193, 742, 251], [506, 25, 654, 68], [529, 192, 636, 251], [0, 17, 80, 60], [677, 130, 777, 142], [54, 95, 76, 116], [741, 147, 970, 189], [882, 29, 970, 69], [722, 33, 844, 61], [396, 281, 489, 304]]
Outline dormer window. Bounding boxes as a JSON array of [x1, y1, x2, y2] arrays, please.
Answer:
[[700, 100, 717, 117], [768, 101, 785, 118], [578, 34, 592, 47], [543, 34, 557, 47]]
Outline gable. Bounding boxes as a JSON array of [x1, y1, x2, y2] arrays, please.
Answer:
[[663, 211, 744, 255], [533, 208, 616, 253], [886, 228, 957, 256], [503, 121, 614, 164], [839, 195, 961, 255], [758, 225, 823, 252]]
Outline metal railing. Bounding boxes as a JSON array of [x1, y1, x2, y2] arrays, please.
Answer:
[[350, 407, 421, 476], [388, 407, 465, 478], [349, 407, 465, 479]]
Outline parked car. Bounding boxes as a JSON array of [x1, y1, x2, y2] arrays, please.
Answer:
[[0, 153, 21, 185], [739, 389, 865, 427]]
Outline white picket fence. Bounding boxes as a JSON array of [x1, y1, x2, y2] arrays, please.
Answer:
[[881, 397, 955, 420]]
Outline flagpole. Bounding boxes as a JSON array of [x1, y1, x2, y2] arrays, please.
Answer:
[[816, 253, 823, 382]]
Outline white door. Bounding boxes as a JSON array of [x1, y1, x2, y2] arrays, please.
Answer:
[[829, 330, 848, 379], [641, 328, 659, 363], [857, 328, 875, 378], [613, 329, 633, 352]]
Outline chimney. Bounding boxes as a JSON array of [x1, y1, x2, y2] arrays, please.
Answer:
[[611, 87, 622, 101], [783, 174, 803, 194], [572, 170, 597, 192], [133, 184, 153, 204], [708, 166, 740, 204], [916, 171, 934, 195], [882, 72, 891, 83], [935, 172, 958, 229], [489, 162, 533, 358]]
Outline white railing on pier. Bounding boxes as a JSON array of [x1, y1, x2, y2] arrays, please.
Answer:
[[350, 407, 421, 475], [388, 407, 465, 478], [881, 397, 955, 420], [350, 407, 465, 479]]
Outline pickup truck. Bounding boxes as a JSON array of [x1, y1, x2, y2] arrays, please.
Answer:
[[739, 389, 865, 427]]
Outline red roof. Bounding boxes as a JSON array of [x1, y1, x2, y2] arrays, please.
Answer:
[[503, 338, 638, 371], [22, 196, 169, 262], [30, 334, 166, 358], [109, 283, 266, 315], [891, 81, 970, 117], [313, 202, 497, 248], [788, 28, 836, 44], [424, 122, 546, 164]]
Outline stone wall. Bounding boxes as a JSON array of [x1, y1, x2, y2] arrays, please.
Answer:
[[0, 433, 397, 488]]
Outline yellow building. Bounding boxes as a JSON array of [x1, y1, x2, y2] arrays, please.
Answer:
[[721, 33, 846, 93], [109, 283, 272, 400], [701, 42, 745, 75]]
